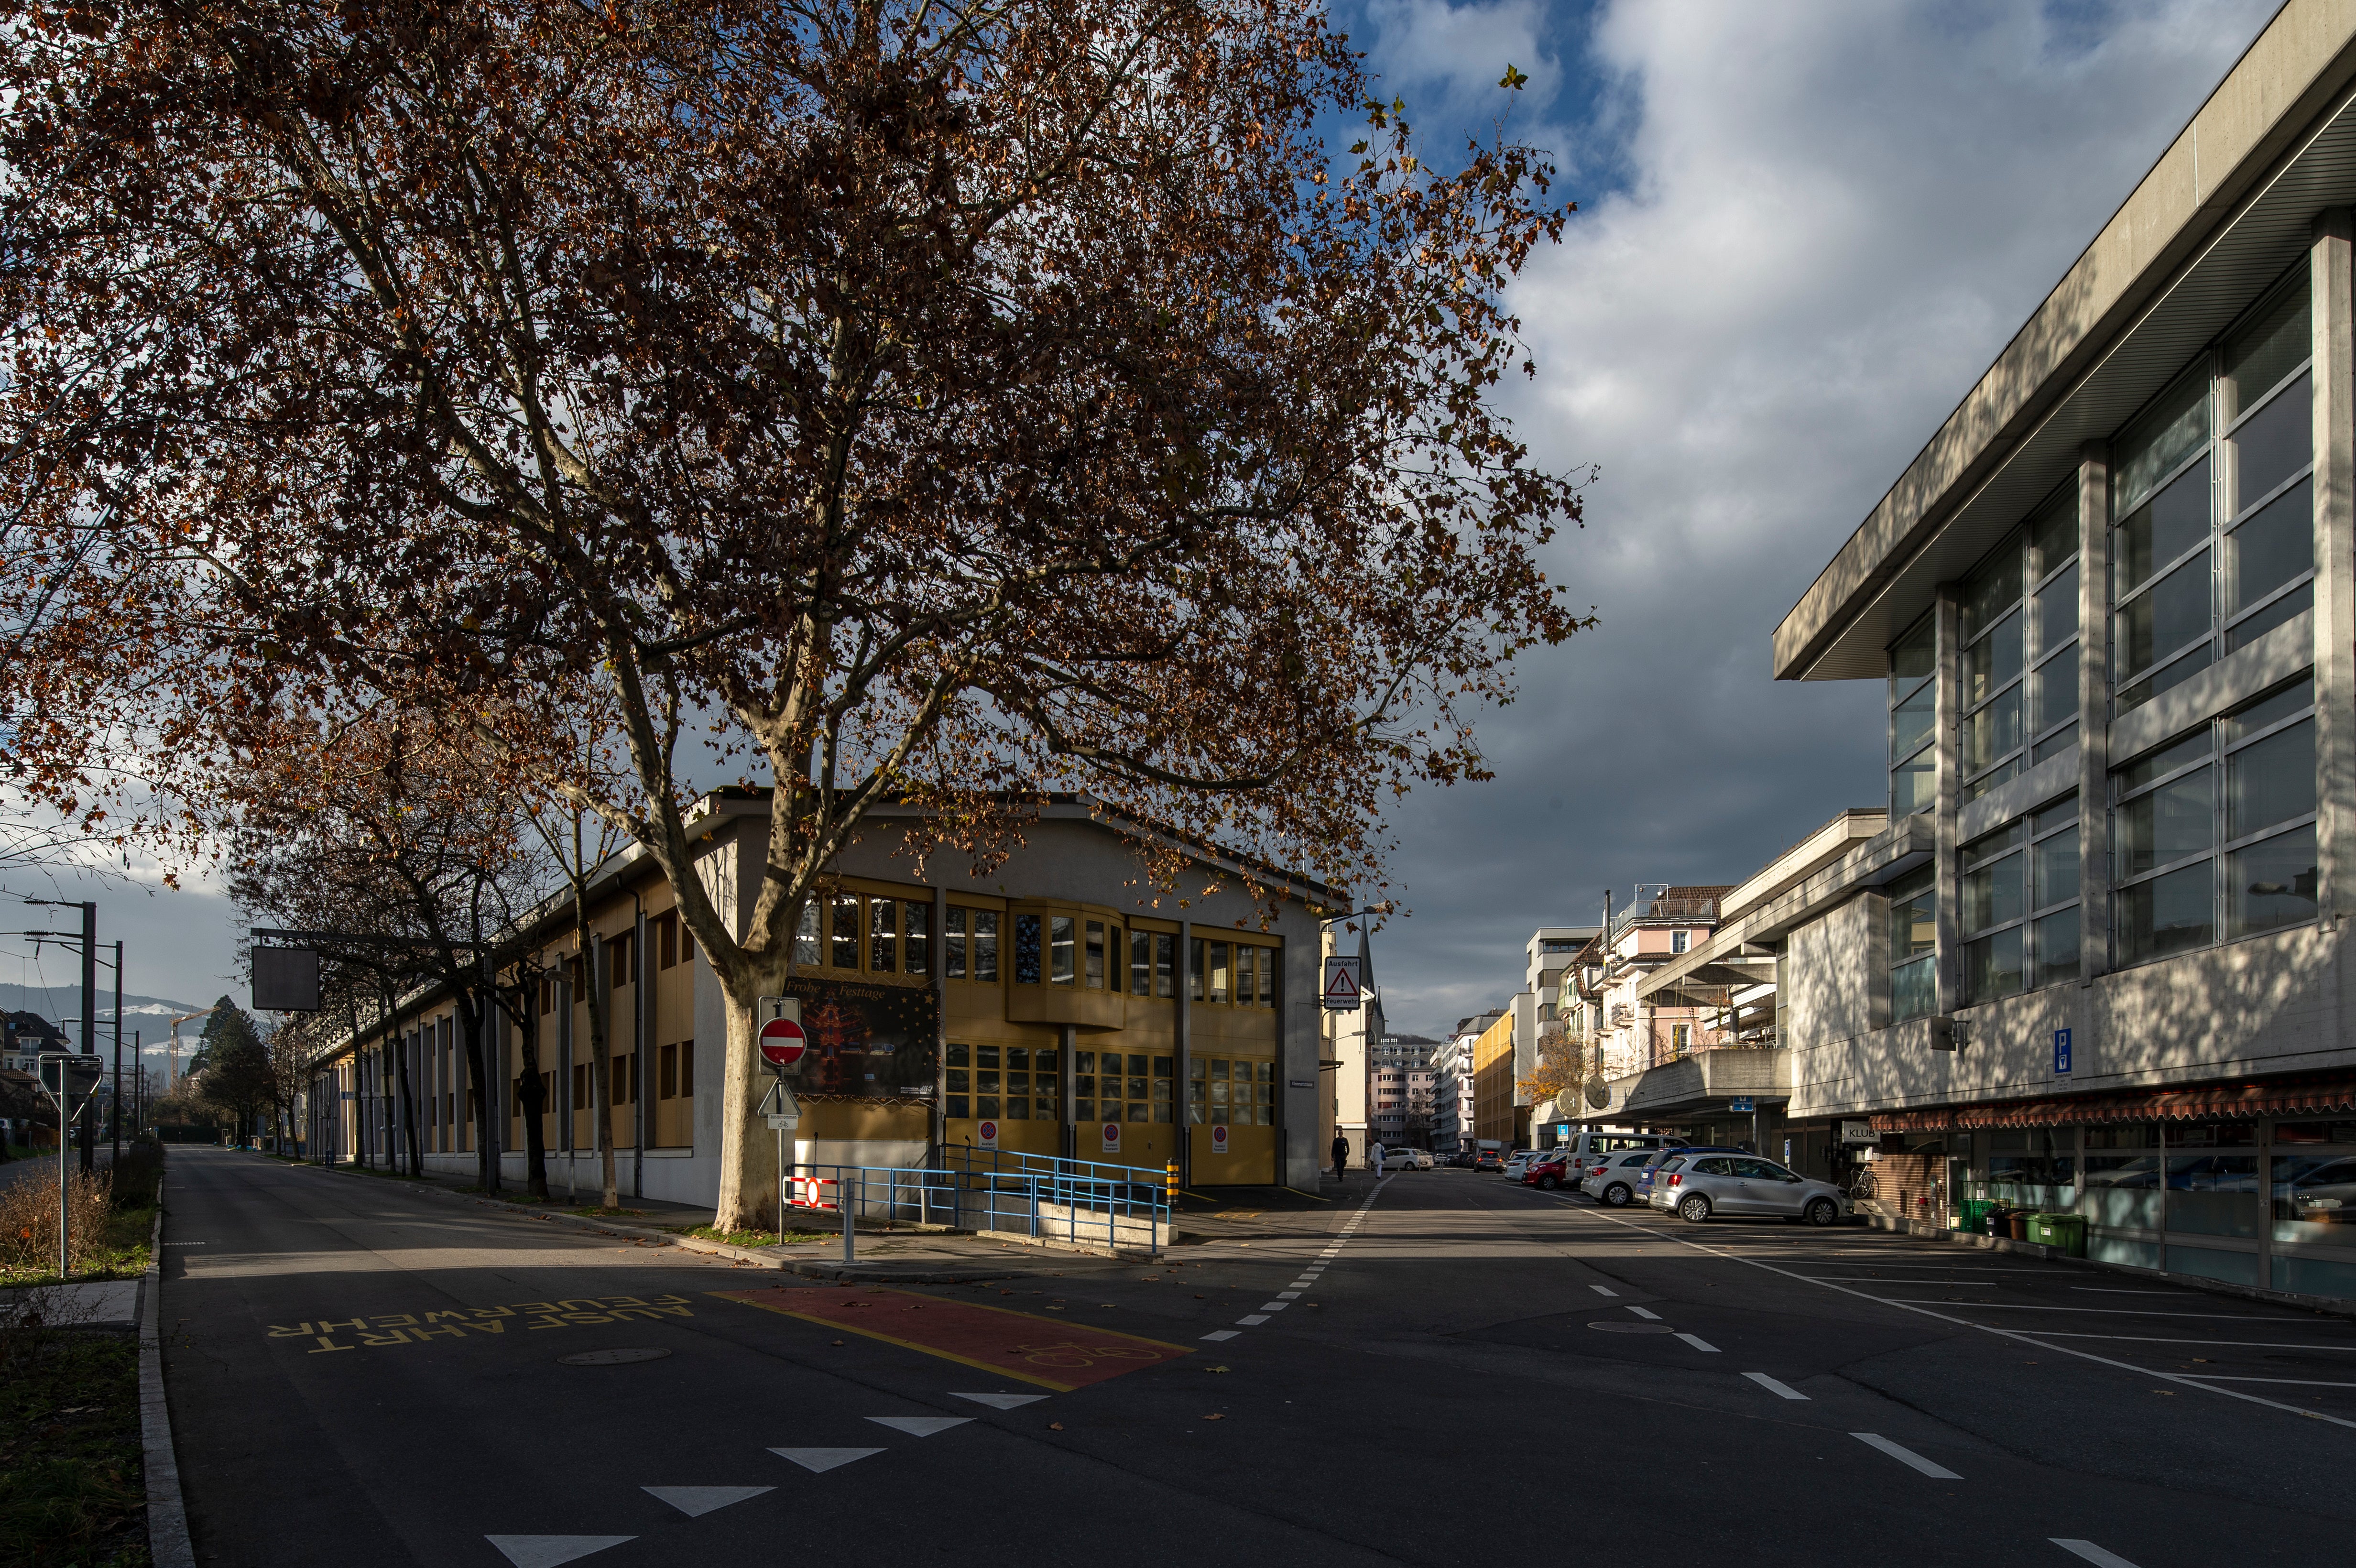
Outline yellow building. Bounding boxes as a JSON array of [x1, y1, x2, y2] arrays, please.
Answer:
[[301, 793, 1333, 1198], [1471, 1008, 1522, 1148]]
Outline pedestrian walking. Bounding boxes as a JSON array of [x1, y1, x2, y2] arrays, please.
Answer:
[[1370, 1139, 1385, 1174], [1330, 1132, 1350, 1181]]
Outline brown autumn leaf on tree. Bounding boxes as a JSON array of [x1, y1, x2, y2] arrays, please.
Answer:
[[2, 0, 1592, 1228]]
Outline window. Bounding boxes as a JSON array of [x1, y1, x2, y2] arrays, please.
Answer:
[[659, 1042, 678, 1100], [829, 893, 860, 969], [1049, 915, 1076, 985], [2111, 269, 2312, 716], [1888, 615, 1935, 816], [1670, 1024, 1691, 1055], [869, 896, 897, 973], [945, 1042, 970, 1118], [795, 902, 821, 969], [943, 908, 1001, 982], [1962, 799, 2077, 1003], [1188, 1057, 1274, 1125], [2111, 676, 2315, 965], [607, 933, 634, 990], [1014, 913, 1042, 984], [1887, 865, 1936, 1023], [1075, 1052, 1163, 1123], [902, 900, 930, 975], [1085, 921, 1106, 989], [1670, 930, 1689, 955], [658, 914, 677, 970], [1131, 929, 1153, 995]]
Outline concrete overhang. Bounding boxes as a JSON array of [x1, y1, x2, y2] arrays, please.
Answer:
[[1775, 1, 2356, 683], [1720, 808, 1889, 923], [1575, 1049, 1794, 1124]]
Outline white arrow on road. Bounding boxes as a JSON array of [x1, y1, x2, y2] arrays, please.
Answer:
[[485, 1536, 635, 1568]]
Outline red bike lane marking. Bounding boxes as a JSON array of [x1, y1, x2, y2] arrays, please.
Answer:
[[710, 1286, 1192, 1392]]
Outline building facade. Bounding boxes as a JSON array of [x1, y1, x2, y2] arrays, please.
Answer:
[[303, 795, 1337, 1200], [1767, 3, 2356, 1299]]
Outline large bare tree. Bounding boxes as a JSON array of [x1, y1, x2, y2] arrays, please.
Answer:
[[5, 0, 1591, 1227]]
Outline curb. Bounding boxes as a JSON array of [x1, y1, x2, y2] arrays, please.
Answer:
[[139, 1163, 196, 1568], [1860, 1212, 2356, 1323]]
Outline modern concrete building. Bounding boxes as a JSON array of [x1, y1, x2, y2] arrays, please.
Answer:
[[1369, 1032, 1439, 1148], [1769, 1, 2356, 1298], [301, 792, 1338, 1200], [1433, 1020, 1481, 1152]]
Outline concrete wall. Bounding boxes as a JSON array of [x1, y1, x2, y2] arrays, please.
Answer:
[[1789, 912, 2356, 1120]]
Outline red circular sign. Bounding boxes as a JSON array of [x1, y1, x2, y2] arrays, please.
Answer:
[[1101, 1122, 1120, 1143], [978, 1119, 998, 1143], [1212, 1124, 1228, 1147], [758, 1016, 807, 1069]]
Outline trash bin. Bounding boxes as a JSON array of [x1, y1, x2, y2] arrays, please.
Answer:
[[2027, 1212, 2086, 1257], [1961, 1199, 1998, 1236]]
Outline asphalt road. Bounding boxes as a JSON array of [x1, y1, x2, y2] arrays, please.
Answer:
[[159, 1147, 2356, 1568]]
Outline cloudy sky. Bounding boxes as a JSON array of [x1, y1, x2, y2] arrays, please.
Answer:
[[0, 0, 2288, 1057]]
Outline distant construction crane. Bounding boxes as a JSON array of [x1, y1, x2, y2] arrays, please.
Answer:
[[167, 1006, 218, 1095]]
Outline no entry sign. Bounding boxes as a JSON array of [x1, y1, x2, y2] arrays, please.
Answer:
[[978, 1119, 999, 1150], [758, 1015, 807, 1072], [1101, 1121, 1121, 1154], [1211, 1123, 1229, 1155]]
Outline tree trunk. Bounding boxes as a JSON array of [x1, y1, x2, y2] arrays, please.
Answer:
[[573, 892, 618, 1210], [711, 961, 787, 1235], [517, 981, 548, 1200], [457, 991, 494, 1192]]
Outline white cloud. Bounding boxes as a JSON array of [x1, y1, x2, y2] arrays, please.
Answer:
[[1363, 0, 2283, 1035]]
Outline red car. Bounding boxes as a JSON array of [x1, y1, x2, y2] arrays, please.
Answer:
[[1472, 1149, 1504, 1172], [1522, 1151, 1576, 1190]]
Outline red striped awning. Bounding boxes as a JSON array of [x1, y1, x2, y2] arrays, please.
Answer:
[[1870, 1075, 2356, 1132]]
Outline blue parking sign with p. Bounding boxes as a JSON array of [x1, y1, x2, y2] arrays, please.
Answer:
[[2053, 1028, 2072, 1075]]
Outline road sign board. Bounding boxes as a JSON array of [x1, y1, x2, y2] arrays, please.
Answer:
[[978, 1119, 998, 1150], [1101, 1121, 1121, 1154], [758, 1016, 807, 1072], [2053, 1027, 2073, 1076], [1321, 955, 1363, 1011], [1210, 1123, 1229, 1155], [37, 1052, 100, 1103], [1729, 1098, 1755, 1113]]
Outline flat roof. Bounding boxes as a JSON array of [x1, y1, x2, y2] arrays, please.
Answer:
[[1774, 0, 2356, 681]]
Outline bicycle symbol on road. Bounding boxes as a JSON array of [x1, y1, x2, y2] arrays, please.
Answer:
[[1013, 1342, 1163, 1370]]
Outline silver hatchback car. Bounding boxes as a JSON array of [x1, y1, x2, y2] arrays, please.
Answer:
[[1647, 1154, 1850, 1227]]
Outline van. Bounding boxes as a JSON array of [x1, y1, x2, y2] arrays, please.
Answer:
[[1560, 1130, 1685, 1162]]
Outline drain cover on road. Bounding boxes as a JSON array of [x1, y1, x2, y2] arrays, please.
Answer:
[[559, 1347, 673, 1365], [1587, 1321, 1676, 1334]]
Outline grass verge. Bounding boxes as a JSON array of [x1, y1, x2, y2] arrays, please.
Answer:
[[662, 1225, 830, 1248], [0, 1331, 146, 1568]]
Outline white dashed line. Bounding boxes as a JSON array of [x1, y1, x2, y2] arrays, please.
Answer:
[[1257, 1302, 1289, 1312], [1276, 1291, 1302, 1299], [1743, 1372, 1808, 1401], [1200, 1329, 1240, 1342], [1235, 1314, 1269, 1326], [1851, 1432, 1961, 1479], [1590, 1285, 1618, 1296], [1625, 1305, 1661, 1320], [2050, 1542, 2141, 1568], [1675, 1333, 1719, 1353]]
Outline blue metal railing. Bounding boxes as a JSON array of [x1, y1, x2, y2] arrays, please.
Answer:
[[785, 1151, 1170, 1262]]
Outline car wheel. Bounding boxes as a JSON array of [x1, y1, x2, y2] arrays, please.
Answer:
[[1538, 1175, 1559, 1190], [1804, 1198, 1839, 1227], [1678, 1194, 1712, 1224], [1603, 1183, 1631, 1208]]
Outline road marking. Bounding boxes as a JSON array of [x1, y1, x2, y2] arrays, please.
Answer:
[[1235, 1314, 1270, 1326], [1851, 1432, 1961, 1479], [1201, 1330, 1239, 1341], [2013, 1330, 2356, 1350], [1590, 1285, 1618, 1296], [2051, 1540, 2142, 1568], [2173, 1373, 2356, 1386], [1276, 1291, 1302, 1299], [643, 1486, 771, 1517], [949, 1392, 1048, 1409], [1881, 1301, 2282, 1319], [1625, 1305, 1661, 1320], [769, 1448, 881, 1473], [1257, 1302, 1290, 1311], [486, 1536, 635, 1568], [867, 1416, 971, 1437], [2070, 1287, 2194, 1295], [1743, 1372, 1808, 1400], [1549, 1205, 2356, 1431], [1676, 1333, 1720, 1353]]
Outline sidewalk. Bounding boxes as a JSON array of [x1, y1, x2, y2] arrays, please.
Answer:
[[298, 1153, 1136, 1284]]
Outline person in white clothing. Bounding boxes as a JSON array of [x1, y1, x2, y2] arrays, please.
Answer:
[[1369, 1140, 1385, 1173]]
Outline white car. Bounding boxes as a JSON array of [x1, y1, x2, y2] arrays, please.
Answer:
[[1501, 1150, 1541, 1181], [1381, 1147, 1433, 1171], [1577, 1149, 1658, 1208]]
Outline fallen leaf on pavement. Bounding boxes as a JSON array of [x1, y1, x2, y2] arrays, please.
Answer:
[[1205, 1365, 1230, 1373], [1049, 1422, 1064, 1431], [1202, 1413, 1224, 1420]]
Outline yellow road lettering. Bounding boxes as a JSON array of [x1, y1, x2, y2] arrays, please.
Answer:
[[266, 1323, 315, 1338], [308, 1337, 356, 1354]]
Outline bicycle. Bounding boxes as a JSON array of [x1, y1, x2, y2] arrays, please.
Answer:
[[1843, 1167, 1878, 1204]]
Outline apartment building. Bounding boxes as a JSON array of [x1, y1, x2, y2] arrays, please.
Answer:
[[301, 792, 1337, 1201], [1433, 1022, 1480, 1151], [1573, 888, 1732, 1082], [1368, 1032, 1439, 1149], [1762, 3, 2356, 1298]]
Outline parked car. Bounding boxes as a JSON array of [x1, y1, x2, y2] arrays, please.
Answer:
[[1633, 1144, 1749, 1206], [1578, 1149, 1659, 1207], [1522, 1150, 1578, 1189], [1444, 1151, 1476, 1169], [1382, 1147, 1434, 1172], [1648, 1153, 1850, 1226], [1501, 1150, 1542, 1181], [1472, 1149, 1504, 1172]]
